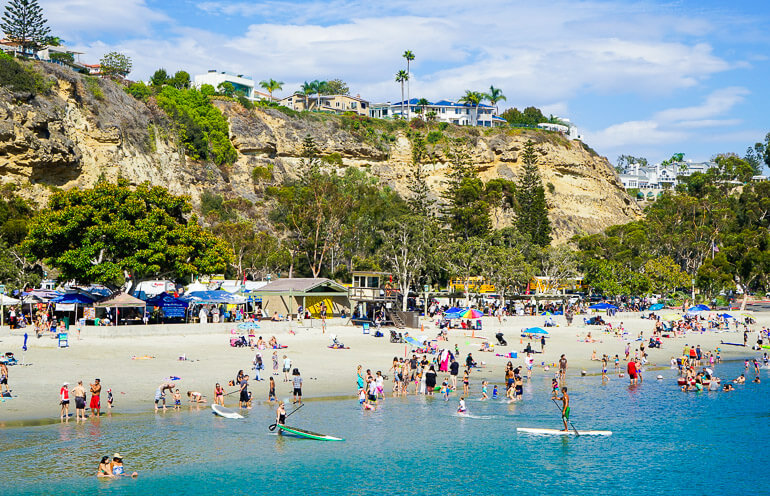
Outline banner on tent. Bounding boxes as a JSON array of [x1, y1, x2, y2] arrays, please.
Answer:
[[56, 303, 75, 312]]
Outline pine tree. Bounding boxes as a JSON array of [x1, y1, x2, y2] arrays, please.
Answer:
[[441, 139, 491, 240], [408, 134, 434, 217], [516, 140, 552, 246], [1, 0, 50, 53]]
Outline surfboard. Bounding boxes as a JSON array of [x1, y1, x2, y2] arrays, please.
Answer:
[[720, 341, 745, 347], [516, 427, 612, 436], [276, 424, 344, 441], [211, 404, 244, 419]]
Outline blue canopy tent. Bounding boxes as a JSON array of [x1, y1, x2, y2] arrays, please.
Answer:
[[718, 313, 735, 319], [145, 292, 188, 319], [589, 303, 618, 310], [51, 293, 98, 329], [687, 304, 710, 314], [180, 290, 247, 305], [648, 303, 664, 311]]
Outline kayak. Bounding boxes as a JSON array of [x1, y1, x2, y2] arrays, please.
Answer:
[[211, 404, 244, 419], [516, 427, 612, 436], [276, 424, 344, 441]]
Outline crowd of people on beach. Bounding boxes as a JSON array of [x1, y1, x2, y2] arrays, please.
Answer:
[[58, 378, 110, 421]]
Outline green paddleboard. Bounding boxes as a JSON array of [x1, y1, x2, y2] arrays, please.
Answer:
[[276, 424, 345, 441]]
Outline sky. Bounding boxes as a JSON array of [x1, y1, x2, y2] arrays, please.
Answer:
[[39, 0, 770, 166]]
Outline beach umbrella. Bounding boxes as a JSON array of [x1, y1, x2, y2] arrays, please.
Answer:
[[589, 303, 618, 310], [648, 303, 664, 311], [523, 327, 549, 335], [446, 307, 463, 314], [661, 313, 681, 321], [718, 313, 735, 319], [541, 311, 553, 316], [405, 336, 422, 347], [687, 304, 710, 313], [460, 308, 484, 319]]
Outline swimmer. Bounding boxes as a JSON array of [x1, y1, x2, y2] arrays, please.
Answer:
[[723, 383, 735, 391], [734, 374, 746, 384], [97, 456, 113, 477], [110, 454, 138, 478], [753, 376, 761, 384], [480, 380, 488, 400], [457, 397, 467, 414]]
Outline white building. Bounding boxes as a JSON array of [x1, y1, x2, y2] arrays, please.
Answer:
[[619, 160, 718, 190], [537, 119, 581, 140], [369, 99, 506, 127], [193, 70, 256, 99]]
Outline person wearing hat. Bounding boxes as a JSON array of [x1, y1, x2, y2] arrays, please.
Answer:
[[59, 382, 70, 421], [110, 453, 138, 477]]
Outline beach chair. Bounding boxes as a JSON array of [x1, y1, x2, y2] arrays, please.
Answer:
[[57, 333, 69, 348], [362, 323, 370, 335]]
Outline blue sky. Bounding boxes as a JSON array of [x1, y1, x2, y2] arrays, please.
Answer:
[[40, 0, 770, 166]]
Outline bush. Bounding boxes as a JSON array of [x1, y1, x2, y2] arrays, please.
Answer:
[[0, 55, 37, 93], [84, 77, 104, 100], [127, 81, 152, 101], [438, 122, 449, 131], [237, 94, 254, 110], [426, 130, 443, 144], [252, 164, 274, 182], [323, 152, 343, 166], [409, 118, 426, 129]]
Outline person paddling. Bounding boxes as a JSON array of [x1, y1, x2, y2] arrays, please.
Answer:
[[557, 386, 570, 432]]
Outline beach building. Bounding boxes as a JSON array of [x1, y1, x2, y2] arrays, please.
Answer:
[[619, 160, 718, 191], [279, 93, 369, 116], [252, 278, 350, 319], [369, 99, 506, 127], [194, 70, 256, 100]]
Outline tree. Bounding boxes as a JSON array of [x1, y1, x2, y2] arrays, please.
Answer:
[[442, 139, 491, 239], [170, 70, 190, 89], [501, 106, 547, 126], [485, 85, 506, 115], [479, 241, 532, 305], [150, 68, 169, 87], [458, 90, 483, 126], [416, 98, 430, 120], [23, 179, 232, 286], [515, 140, 551, 246], [616, 154, 648, 174], [299, 81, 314, 110], [443, 237, 485, 300], [1, 0, 50, 53], [408, 134, 434, 217], [309, 79, 327, 109], [403, 49, 415, 115], [538, 245, 578, 294], [395, 70, 408, 119], [320, 78, 349, 96], [259, 78, 283, 101], [99, 51, 132, 78], [217, 81, 235, 97], [642, 256, 690, 296]]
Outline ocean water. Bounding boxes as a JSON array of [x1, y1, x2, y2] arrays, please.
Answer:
[[2, 359, 769, 495]]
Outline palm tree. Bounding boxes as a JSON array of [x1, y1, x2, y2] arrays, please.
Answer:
[[310, 80, 327, 110], [395, 70, 409, 119], [459, 90, 484, 126], [417, 98, 430, 120], [259, 78, 284, 101], [403, 50, 415, 118], [300, 81, 314, 110], [485, 85, 506, 116]]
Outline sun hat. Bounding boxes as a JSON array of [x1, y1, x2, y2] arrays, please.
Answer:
[[63, 382, 68, 386], [113, 453, 122, 459]]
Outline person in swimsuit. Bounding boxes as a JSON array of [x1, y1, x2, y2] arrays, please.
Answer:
[[73, 381, 87, 421], [107, 389, 113, 410], [214, 384, 225, 406], [457, 397, 467, 413], [462, 369, 470, 395], [60, 382, 70, 421], [276, 401, 286, 427], [155, 382, 175, 412], [89, 378, 102, 417], [110, 453, 138, 477], [268, 376, 276, 401], [0, 362, 8, 394], [187, 390, 206, 403], [239, 375, 251, 409], [480, 380, 488, 400], [514, 374, 524, 401], [558, 387, 570, 432], [97, 456, 113, 477], [173, 389, 181, 409]]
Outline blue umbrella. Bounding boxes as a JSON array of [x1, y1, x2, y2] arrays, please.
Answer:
[[687, 304, 710, 313], [523, 327, 549, 335], [405, 336, 422, 347], [446, 307, 463, 314], [718, 313, 735, 319], [649, 303, 664, 311], [589, 303, 618, 310]]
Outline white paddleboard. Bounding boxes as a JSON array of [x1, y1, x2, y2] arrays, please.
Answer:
[[211, 404, 244, 419], [517, 427, 611, 436]]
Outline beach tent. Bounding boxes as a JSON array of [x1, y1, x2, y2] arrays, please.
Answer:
[[718, 313, 735, 319], [145, 292, 188, 318], [94, 292, 147, 325], [52, 293, 97, 324], [0, 294, 21, 327], [589, 303, 618, 310], [523, 327, 548, 335], [648, 303, 664, 311]]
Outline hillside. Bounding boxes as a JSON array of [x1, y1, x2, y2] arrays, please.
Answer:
[[0, 63, 641, 241]]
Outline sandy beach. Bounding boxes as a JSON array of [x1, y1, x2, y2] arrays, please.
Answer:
[[1, 311, 766, 424]]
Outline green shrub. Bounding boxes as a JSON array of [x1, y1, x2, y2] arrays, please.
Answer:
[[84, 77, 104, 100], [237, 94, 254, 110], [252, 164, 274, 182], [0, 56, 37, 93], [127, 81, 152, 101], [426, 130, 443, 144], [438, 122, 449, 131], [323, 152, 343, 166]]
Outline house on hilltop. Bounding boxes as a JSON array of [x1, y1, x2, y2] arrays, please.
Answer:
[[369, 98, 506, 127], [194, 70, 257, 100], [279, 93, 369, 116]]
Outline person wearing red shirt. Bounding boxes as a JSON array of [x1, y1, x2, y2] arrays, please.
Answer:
[[60, 383, 70, 421], [627, 359, 638, 385]]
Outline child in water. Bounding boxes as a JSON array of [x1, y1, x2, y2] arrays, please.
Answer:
[[551, 378, 559, 397], [492, 385, 498, 399], [441, 378, 449, 401], [173, 389, 181, 409], [480, 380, 488, 400], [457, 397, 467, 414], [107, 388, 113, 409]]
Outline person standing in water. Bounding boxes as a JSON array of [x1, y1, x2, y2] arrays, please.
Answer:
[[558, 386, 570, 432], [73, 380, 87, 421], [276, 401, 286, 426], [89, 378, 102, 418], [59, 382, 70, 421]]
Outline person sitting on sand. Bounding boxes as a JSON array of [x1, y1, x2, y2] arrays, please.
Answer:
[[187, 391, 206, 403], [269, 336, 278, 348], [256, 336, 266, 349], [271, 312, 280, 322]]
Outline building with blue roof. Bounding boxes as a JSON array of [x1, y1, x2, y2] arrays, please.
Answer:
[[369, 98, 504, 127]]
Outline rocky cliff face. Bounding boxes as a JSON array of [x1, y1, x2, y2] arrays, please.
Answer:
[[0, 64, 640, 241]]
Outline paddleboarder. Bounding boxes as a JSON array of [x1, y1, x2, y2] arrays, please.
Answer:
[[276, 401, 286, 427], [557, 386, 570, 432]]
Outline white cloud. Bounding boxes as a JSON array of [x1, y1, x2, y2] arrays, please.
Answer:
[[41, 0, 168, 40], [654, 87, 749, 121]]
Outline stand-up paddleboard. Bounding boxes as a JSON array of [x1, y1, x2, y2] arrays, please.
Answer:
[[720, 341, 745, 347], [517, 427, 612, 436], [211, 404, 244, 419], [276, 424, 344, 441]]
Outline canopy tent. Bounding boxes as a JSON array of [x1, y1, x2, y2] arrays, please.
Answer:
[[53, 293, 97, 305], [21, 289, 62, 302], [446, 307, 463, 314], [523, 327, 548, 335], [0, 294, 21, 305], [589, 303, 618, 310], [648, 303, 664, 311], [180, 290, 247, 305], [94, 292, 147, 308], [687, 304, 710, 314], [145, 292, 188, 318]]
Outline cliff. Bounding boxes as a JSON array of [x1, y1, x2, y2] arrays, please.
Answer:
[[0, 63, 640, 241]]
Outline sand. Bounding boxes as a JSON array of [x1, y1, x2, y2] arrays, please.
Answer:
[[0, 311, 766, 424]]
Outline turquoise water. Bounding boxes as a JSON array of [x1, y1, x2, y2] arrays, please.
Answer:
[[2, 360, 769, 495]]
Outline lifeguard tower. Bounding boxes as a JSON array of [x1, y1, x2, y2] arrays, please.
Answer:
[[349, 271, 412, 328]]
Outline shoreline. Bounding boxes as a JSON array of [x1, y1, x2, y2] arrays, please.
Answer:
[[1, 312, 765, 425]]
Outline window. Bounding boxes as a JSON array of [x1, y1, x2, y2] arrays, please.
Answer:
[[351, 102, 357, 109], [383, 109, 388, 115], [367, 276, 379, 288]]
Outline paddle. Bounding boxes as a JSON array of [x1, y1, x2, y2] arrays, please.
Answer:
[[268, 403, 304, 431], [552, 398, 580, 437]]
